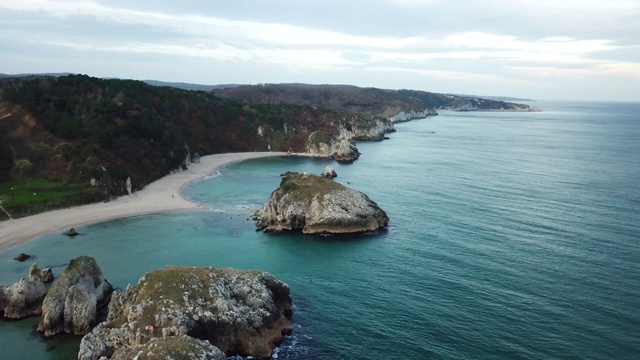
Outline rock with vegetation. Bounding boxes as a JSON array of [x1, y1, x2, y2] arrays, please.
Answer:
[[37, 256, 113, 337], [78, 266, 293, 360], [0, 263, 47, 319], [254, 172, 389, 234], [108, 336, 226, 360]]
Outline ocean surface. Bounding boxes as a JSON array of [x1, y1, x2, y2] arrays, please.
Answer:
[[1, 100, 639, 359]]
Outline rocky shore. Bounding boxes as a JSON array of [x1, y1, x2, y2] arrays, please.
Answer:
[[1, 255, 294, 359], [79, 266, 292, 359]]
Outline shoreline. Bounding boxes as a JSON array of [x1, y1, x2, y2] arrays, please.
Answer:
[[0, 152, 287, 253]]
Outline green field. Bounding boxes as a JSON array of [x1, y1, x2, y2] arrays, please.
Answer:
[[0, 178, 101, 219]]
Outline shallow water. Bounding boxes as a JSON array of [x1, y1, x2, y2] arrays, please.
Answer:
[[1, 100, 639, 359]]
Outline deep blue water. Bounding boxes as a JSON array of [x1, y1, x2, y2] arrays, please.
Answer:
[[1, 100, 639, 359]]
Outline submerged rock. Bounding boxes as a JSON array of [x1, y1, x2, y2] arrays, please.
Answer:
[[64, 228, 79, 237], [37, 256, 113, 337], [0, 263, 47, 319], [14, 253, 30, 262], [254, 172, 389, 234], [78, 266, 292, 359]]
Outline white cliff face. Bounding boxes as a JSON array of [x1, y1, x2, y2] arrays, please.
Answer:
[[389, 108, 438, 123], [351, 118, 396, 139], [305, 128, 360, 162]]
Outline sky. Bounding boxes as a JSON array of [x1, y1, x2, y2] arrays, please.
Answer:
[[1, 0, 639, 101]]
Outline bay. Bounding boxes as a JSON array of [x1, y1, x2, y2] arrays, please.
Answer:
[[1, 100, 639, 359]]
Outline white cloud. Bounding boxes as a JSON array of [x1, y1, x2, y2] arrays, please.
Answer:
[[367, 66, 510, 83], [1, 0, 639, 100], [42, 39, 359, 71], [509, 62, 640, 78], [520, 0, 640, 10]]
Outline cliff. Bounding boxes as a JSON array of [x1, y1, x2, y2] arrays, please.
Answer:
[[389, 108, 439, 123]]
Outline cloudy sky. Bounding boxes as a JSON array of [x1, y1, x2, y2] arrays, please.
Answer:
[[1, 0, 639, 101]]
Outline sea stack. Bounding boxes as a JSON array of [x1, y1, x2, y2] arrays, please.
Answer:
[[37, 256, 113, 337], [254, 171, 388, 234]]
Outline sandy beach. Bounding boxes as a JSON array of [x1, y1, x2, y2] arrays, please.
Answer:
[[0, 151, 286, 252]]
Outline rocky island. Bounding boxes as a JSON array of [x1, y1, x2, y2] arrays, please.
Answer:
[[79, 266, 292, 359], [254, 167, 389, 234]]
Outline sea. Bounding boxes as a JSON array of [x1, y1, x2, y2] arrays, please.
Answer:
[[1, 100, 639, 359]]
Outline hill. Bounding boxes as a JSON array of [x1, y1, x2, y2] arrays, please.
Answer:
[[213, 83, 537, 116], [0, 75, 393, 217]]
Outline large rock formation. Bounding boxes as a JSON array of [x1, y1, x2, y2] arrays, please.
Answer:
[[0, 264, 47, 319], [254, 172, 389, 234], [37, 256, 113, 337], [305, 129, 360, 162], [78, 266, 293, 360]]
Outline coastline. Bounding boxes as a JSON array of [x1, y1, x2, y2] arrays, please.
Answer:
[[0, 151, 286, 253]]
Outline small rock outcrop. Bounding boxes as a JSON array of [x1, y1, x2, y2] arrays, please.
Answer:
[[78, 266, 292, 360], [37, 256, 113, 337], [0, 263, 47, 319], [40, 268, 54, 283], [254, 172, 389, 234], [64, 228, 79, 237], [14, 253, 30, 262], [321, 165, 337, 179]]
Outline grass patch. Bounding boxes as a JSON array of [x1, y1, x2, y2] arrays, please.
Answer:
[[279, 173, 343, 204], [0, 178, 102, 218]]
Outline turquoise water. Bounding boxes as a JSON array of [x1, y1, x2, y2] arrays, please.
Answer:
[[1, 101, 640, 359]]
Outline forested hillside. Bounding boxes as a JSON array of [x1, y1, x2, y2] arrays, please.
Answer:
[[0, 75, 392, 217], [214, 83, 536, 116]]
